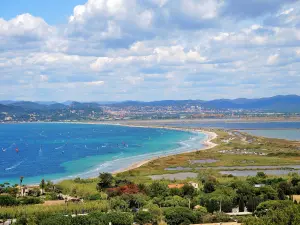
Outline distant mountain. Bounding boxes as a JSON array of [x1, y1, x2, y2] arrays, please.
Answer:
[[9, 101, 47, 111], [1, 95, 300, 113], [201, 95, 300, 112], [107, 95, 300, 112], [36, 101, 58, 105], [0, 100, 16, 105], [0, 103, 23, 113]]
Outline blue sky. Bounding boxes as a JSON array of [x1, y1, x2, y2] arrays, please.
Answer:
[[0, 0, 86, 24], [0, 0, 300, 101]]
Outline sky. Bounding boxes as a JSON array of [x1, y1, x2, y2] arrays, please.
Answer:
[[1, 0, 300, 102]]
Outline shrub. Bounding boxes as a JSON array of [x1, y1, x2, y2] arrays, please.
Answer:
[[0, 195, 19, 206], [19, 197, 43, 205], [135, 211, 153, 224], [164, 207, 196, 225]]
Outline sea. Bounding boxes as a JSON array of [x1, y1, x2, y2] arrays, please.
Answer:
[[0, 123, 205, 185], [165, 121, 300, 141]]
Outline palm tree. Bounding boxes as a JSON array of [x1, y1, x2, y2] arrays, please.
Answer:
[[40, 179, 46, 195], [19, 176, 24, 196]]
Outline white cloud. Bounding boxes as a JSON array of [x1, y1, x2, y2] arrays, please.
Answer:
[[267, 54, 280, 65], [84, 81, 105, 86], [0, 13, 53, 38], [39, 75, 49, 82], [279, 8, 294, 16], [90, 45, 206, 71], [1, 0, 300, 101]]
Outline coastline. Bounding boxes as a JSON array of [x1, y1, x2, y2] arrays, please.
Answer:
[[111, 127, 218, 175]]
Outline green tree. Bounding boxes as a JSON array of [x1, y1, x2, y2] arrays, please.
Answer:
[[278, 181, 292, 195], [256, 172, 267, 179], [104, 212, 134, 225], [110, 196, 129, 211], [97, 173, 114, 190], [40, 179, 46, 195], [182, 184, 195, 197], [135, 211, 153, 224], [147, 181, 169, 198], [164, 207, 196, 225], [203, 181, 215, 193], [162, 195, 188, 207], [238, 196, 245, 212]]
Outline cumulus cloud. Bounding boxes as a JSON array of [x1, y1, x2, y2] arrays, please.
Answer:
[[1, 0, 300, 101], [90, 45, 206, 71]]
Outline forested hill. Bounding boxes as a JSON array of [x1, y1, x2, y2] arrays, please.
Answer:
[[1, 95, 300, 113]]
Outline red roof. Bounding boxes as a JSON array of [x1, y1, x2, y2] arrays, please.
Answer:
[[168, 184, 185, 189]]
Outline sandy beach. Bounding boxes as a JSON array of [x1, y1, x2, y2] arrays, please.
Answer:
[[112, 126, 218, 174]]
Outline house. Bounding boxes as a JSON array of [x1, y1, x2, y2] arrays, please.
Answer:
[[254, 184, 265, 188], [168, 182, 199, 189], [292, 195, 300, 203], [188, 182, 199, 189], [168, 184, 185, 189], [19, 186, 30, 197]]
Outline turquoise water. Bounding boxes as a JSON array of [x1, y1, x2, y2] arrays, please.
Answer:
[[0, 123, 206, 185]]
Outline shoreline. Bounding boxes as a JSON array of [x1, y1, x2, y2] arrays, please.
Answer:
[[111, 127, 218, 175]]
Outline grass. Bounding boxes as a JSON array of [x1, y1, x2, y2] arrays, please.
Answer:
[[0, 201, 109, 219], [117, 128, 300, 180], [57, 179, 99, 198]]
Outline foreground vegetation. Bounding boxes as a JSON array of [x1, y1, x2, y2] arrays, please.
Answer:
[[2, 171, 300, 224]]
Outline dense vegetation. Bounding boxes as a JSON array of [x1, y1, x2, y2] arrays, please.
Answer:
[[2, 171, 300, 225]]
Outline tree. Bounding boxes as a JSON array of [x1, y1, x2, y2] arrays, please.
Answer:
[[145, 203, 163, 223], [238, 196, 245, 212], [164, 207, 196, 225], [110, 196, 129, 211], [259, 186, 278, 201], [135, 211, 154, 224], [256, 172, 267, 179], [103, 212, 134, 225], [19, 176, 24, 195], [97, 173, 114, 190], [162, 196, 188, 207], [203, 181, 215, 193], [278, 188, 285, 200], [278, 181, 292, 195], [40, 179, 46, 195], [147, 181, 169, 198], [182, 184, 195, 197], [291, 176, 300, 186]]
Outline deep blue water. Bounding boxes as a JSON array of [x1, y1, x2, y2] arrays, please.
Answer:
[[0, 123, 204, 185]]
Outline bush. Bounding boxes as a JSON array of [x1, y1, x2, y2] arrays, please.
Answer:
[[87, 193, 102, 201], [19, 197, 43, 205], [39, 214, 72, 225], [0, 195, 19, 206], [135, 210, 153, 224], [203, 182, 215, 193], [103, 212, 134, 225], [147, 182, 169, 198], [202, 212, 231, 223], [164, 207, 196, 225]]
